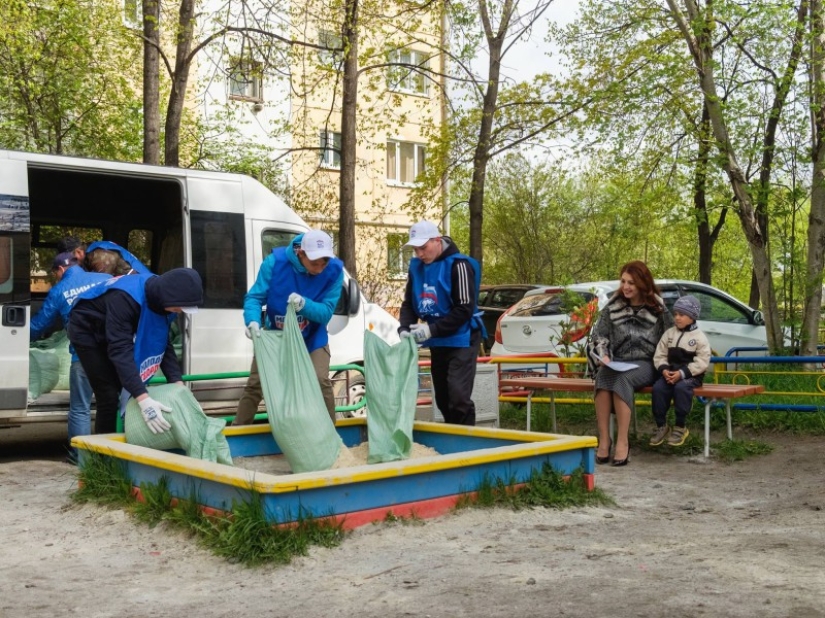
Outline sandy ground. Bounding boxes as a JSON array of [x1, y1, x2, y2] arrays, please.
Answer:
[[1, 423, 824, 618]]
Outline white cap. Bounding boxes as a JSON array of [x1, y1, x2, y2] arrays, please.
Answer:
[[405, 220, 441, 247], [180, 306, 199, 314], [301, 230, 335, 260]]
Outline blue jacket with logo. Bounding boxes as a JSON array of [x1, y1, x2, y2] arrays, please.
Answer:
[[69, 269, 202, 398], [243, 233, 344, 352], [400, 237, 485, 348], [30, 266, 111, 342]]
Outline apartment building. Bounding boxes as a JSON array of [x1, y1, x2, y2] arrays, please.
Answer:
[[192, 0, 447, 310]]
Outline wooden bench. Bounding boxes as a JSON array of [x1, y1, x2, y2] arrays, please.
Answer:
[[498, 377, 765, 457]]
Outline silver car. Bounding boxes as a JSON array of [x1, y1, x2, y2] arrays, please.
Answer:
[[491, 280, 768, 362]]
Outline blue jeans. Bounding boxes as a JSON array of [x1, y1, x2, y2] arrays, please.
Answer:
[[68, 360, 94, 454]]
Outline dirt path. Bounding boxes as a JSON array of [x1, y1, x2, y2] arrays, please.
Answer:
[[1, 430, 824, 618]]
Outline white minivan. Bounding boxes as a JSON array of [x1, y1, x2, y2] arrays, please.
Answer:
[[0, 149, 399, 425]]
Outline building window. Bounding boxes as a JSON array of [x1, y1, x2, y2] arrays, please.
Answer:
[[123, 0, 141, 29], [319, 30, 343, 67], [387, 233, 413, 278], [320, 131, 342, 169], [387, 49, 430, 95], [386, 140, 426, 185], [228, 59, 263, 102]]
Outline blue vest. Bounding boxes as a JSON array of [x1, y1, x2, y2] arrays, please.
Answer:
[[76, 274, 175, 383], [59, 267, 112, 314], [409, 253, 484, 348], [59, 266, 111, 361], [265, 247, 344, 352], [86, 240, 152, 274]]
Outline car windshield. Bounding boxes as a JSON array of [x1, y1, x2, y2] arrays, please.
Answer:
[[510, 291, 595, 317]]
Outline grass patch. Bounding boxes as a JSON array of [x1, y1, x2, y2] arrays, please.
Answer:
[[456, 464, 614, 511], [631, 429, 773, 461], [71, 451, 344, 567], [712, 439, 774, 463], [73, 450, 133, 506]]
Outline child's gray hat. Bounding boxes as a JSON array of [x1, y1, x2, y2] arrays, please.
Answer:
[[673, 295, 700, 321]]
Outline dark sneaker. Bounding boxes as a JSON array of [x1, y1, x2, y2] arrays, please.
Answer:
[[668, 426, 689, 447], [649, 425, 670, 446]]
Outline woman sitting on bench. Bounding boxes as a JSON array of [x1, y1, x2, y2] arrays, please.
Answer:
[[587, 261, 673, 467]]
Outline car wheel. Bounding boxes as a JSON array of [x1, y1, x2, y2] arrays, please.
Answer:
[[332, 370, 367, 418]]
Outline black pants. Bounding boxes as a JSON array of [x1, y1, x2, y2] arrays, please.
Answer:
[[73, 343, 122, 435], [430, 330, 481, 426], [651, 375, 702, 427]]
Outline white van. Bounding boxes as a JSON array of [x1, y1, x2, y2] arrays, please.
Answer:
[[0, 149, 399, 425]]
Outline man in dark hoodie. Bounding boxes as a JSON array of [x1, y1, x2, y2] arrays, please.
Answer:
[[399, 221, 485, 425], [67, 268, 204, 435]]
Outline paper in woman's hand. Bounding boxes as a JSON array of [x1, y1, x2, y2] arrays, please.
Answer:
[[605, 361, 639, 372]]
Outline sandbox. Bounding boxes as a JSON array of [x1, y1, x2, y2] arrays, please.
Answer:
[[73, 419, 596, 530]]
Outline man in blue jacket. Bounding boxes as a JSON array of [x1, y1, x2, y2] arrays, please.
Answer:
[[68, 268, 203, 436], [399, 221, 484, 426], [30, 252, 110, 461], [233, 230, 343, 425]]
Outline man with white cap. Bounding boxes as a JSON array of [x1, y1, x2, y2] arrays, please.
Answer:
[[234, 229, 343, 424], [68, 268, 204, 435], [399, 221, 485, 425]]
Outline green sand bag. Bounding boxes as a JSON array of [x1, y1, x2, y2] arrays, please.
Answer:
[[124, 383, 232, 465], [28, 348, 60, 400], [254, 305, 343, 473], [363, 332, 419, 463], [31, 331, 72, 391]]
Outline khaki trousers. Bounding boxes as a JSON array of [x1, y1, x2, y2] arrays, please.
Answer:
[[233, 344, 335, 425]]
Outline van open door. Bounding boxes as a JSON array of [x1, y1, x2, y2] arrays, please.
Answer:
[[0, 158, 31, 419]]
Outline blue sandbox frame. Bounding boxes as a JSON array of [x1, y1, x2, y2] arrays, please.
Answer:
[[73, 420, 597, 529]]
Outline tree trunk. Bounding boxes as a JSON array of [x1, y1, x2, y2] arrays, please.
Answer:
[[802, 0, 825, 356], [338, 0, 359, 276], [667, 0, 784, 352], [750, 1, 808, 314], [164, 0, 196, 167], [695, 104, 714, 284], [467, 0, 514, 270], [142, 0, 160, 165]]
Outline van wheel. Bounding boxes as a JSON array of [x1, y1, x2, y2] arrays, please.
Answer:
[[333, 370, 367, 418]]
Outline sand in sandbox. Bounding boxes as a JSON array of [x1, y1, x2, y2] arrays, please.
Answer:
[[233, 442, 440, 476]]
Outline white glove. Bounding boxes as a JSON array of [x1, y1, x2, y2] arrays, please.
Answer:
[[245, 321, 261, 339], [288, 293, 305, 311], [399, 330, 413, 339], [410, 323, 431, 343], [138, 397, 172, 434]]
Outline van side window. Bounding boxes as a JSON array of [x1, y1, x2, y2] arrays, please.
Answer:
[[127, 229, 153, 271], [190, 211, 246, 308], [0, 233, 30, 304]]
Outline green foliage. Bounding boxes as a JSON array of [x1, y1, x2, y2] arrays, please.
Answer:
[[205, 495, 343, 566], [71, 456, 345, 567], [133, 476, 174, 524], [0, 0, 143, 159], [73, 451, 134, 506], [456, 465, 613, 510], [713, 439, 774, 463]]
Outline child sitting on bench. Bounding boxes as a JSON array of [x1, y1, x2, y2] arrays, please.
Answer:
[[650, 295, 712, 447]]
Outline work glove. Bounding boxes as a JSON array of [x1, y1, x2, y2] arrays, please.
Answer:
[[138, 397, 172, 434], [399, 330, 413, 339], [245, 321, 261, 339], [410, 323, 431, 343], [288, 292, 305, 311]]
